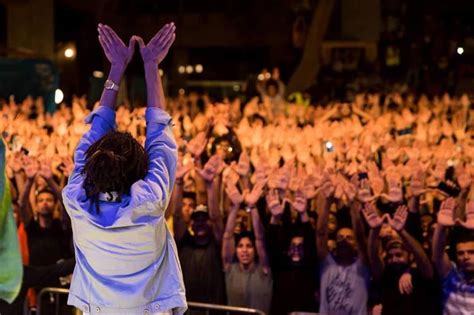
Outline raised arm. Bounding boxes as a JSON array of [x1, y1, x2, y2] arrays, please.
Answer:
[[245, 182, 269, 273], [197, 155, 225, 241], [171, 182, 186, 242], [350, 200, 368, 263], [18, 157, 39, 226], [69, 24, 135, 182], [222, 202, 239, 272], [362, 202, 384, 281], [135, 24, 178, 207], [400, 229, 433, 278], [317, 191, 333, 261], [167, 161, 192, 221], [136, 23, 175, 110], [389, 205, 433, 279], [97, 24, 135, 111], [432, 198, 456, 279], [208, 176, 224, 242]]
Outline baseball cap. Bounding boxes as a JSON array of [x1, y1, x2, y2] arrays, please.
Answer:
[[191, 204, 209, 219]]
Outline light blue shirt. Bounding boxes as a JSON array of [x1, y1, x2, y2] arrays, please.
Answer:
[[62, 106, 187, 315]]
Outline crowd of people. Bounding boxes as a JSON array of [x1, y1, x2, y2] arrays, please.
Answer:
[[1, 72, 474, 314]]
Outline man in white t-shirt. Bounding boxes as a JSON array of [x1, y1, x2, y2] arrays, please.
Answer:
[[317, 186, 370, 315]]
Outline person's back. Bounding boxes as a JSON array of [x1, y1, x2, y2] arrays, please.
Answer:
[[64, 185, 184, 313], [63, 23, 186, 315]]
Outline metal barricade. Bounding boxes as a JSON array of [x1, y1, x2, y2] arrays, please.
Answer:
[[36, 287, 266, 315], [187, 302, 265, 315], [36, 287, 80, 315]]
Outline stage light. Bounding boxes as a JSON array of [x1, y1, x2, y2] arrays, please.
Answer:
[[457, 47, 464, 55], [64, 48, 75, 58], [264, 73, 271, 79], [257, 74, 265, 81], [55, 89, 64, 104], [93, 71, 104, 78], [195, 64, 203, 73], [178, 88, 185, 95], [186, 65, 194, 74], [233, 85, 240, 91], [178, 66, 185, 74], [159, 69, 163, 76]]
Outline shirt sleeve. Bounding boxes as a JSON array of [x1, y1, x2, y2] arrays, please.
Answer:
[[133, 107, 177, 206], [68, 106, 116, 184]]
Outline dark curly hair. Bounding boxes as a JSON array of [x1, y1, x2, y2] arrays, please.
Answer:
[[82, 131, 148, 213]]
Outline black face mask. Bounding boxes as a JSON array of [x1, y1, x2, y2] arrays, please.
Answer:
[[336, 239, 356, 257], [386, 263, 410, 278]]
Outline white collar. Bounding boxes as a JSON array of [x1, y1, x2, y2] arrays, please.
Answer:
[[97, 191, 121, 202]]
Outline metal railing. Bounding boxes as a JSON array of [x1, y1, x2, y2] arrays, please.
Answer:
[[36, 287, 265, 315], [36, 287, 79, 315], [187, 301, 265, 314]]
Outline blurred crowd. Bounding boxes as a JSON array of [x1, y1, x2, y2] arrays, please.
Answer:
[[2, 75, 474, 314]]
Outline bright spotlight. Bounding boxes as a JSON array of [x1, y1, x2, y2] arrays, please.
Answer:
[[186, 65, 194, 74], [178, 88, 185, 95], [93, 71, 104, 78], [178, 66, 185, 74], [195, 64, 203, 73], [64, 48, 74, 58], [457, 47, 464, 55], [257, 74, 265, 81], [55, 89, 64, 104], [159, 69, 164, 76]]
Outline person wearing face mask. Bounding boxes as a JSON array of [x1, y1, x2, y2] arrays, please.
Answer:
[[364, 204, 438, 315], [267, 189, 318, 315], [317, 185, 370, 315]]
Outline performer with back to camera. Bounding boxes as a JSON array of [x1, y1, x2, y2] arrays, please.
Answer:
[[62, 22, 186, 314]]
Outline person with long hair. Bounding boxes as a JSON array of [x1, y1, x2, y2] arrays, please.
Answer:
[[62, 23, 186, 314], [222, 180, 272, 313]]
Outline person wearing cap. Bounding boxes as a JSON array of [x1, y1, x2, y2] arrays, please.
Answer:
[[363, 204, 436, 315], [176, 162, 226, 307]]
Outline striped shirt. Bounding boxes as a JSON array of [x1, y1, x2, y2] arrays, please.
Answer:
[[442, 263, 474, 315]]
